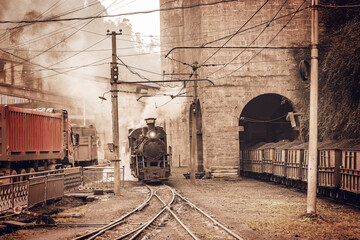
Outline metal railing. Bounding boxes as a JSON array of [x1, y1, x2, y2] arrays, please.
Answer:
[[0, 165, 125, 214], [83, 165, 124, 189], [0, 171, 70, 214]]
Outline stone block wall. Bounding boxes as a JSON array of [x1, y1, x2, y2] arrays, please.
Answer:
[[160, 0, 311, 171]]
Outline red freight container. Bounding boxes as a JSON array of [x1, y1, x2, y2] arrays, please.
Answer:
[[0, 106, 65, 163]]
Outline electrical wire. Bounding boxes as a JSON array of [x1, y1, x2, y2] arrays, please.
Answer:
[[0, 0, 68, 43], [47, 36, 109, 68], [0, 48, 62, 74], [206, 0, 289, 77], [215, 0, 308, 80], [192, 1, 309, 107], [198, 0, 270, 68], [116, 56, 183, 88], [5, 5, 305, 59], [154, 86, 186, 109], [19, 62, 108, 73], [117, 56, 158, 84], [2, 0, 129, 49], [1, 0, 117, 75], [20, 56, 111, 85], [0, 0, 238, 24], [4, 0, 105, 31], [241, 114, 288, 123], [161, 6, 311, 81], [202, 6, 310, 47], [318, 3, 360, 8]]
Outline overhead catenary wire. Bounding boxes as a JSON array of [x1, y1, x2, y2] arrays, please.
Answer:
[[0, 48, 62, 74], [47, 36, 109, 68], [4, 0, 107, 31], [18, 56, 111, 85], [116, 56, 184, 88], [202, 5, 310, 47], [3, 5, 308, 61], [2, 0, 128, 50], [192, 0, 309, 104], [0, 0, 69, 43], [1, 0, 118, 75], [206, 0, 289, 77], [1, 0, 310, 54], [198, 0, 270, 68], [117, 56, 160, 85], [241, 114, 289, 123], [318, 3, 360, 8], [154, 86, 186, 109], [162, 5, 311, 81], [0, 0, 238, 24], [214, 0, 308, 80]]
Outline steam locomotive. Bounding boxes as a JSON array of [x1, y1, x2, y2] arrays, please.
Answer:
[[128, 118, 171, 182], [0, 106, 98, 181]]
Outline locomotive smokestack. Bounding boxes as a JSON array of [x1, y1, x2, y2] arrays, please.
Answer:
[[145, 118, 156, 130]]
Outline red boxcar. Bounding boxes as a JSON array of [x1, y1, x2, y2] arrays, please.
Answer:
[[0, 106, 73, 177]]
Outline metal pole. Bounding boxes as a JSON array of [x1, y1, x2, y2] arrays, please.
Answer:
[[307, 0, 319, 214], [190, 62, 198, 184], [108, 30, 121, 196]]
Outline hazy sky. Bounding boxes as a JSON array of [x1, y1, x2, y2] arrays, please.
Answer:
[[100, 0, 160, 36]]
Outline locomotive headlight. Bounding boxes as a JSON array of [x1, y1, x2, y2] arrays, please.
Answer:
[[149, 131, 156, 138]]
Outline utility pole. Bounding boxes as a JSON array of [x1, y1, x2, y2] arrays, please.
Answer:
[[107, 30, 122, 196], [190, 62, 198, 184], [307, 0, 319, 214]]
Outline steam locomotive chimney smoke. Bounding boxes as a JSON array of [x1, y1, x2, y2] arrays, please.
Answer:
[[145, 118, 156, 130]]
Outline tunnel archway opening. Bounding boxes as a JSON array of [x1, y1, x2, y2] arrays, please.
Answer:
[[239, 94, 298, 149]]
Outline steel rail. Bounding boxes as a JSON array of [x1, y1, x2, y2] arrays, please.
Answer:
[[114, 224, 144, 240], [114, 185, 175, 240], [154, 188, 200, 240], [175, 191, 243, 240], [73, 187, 154, 240], [126, 185, 176, 240], [128, 207, 168, 240]]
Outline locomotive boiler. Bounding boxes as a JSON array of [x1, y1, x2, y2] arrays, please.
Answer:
[[128, 118, 171, 182]]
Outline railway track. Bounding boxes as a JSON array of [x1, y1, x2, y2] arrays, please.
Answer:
[[74, 184, 243, 240]]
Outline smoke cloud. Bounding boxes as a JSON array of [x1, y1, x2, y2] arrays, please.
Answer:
[[0, 0, 184, 180]]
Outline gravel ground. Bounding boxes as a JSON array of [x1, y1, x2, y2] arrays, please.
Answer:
[[1, 167, 359, 240]]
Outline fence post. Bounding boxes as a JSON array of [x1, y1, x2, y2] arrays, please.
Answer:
[[44, 176, 47, 206], [11, 183, 14, 211], [27, 180, 30, 210], [81, 166, 84, 187]]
